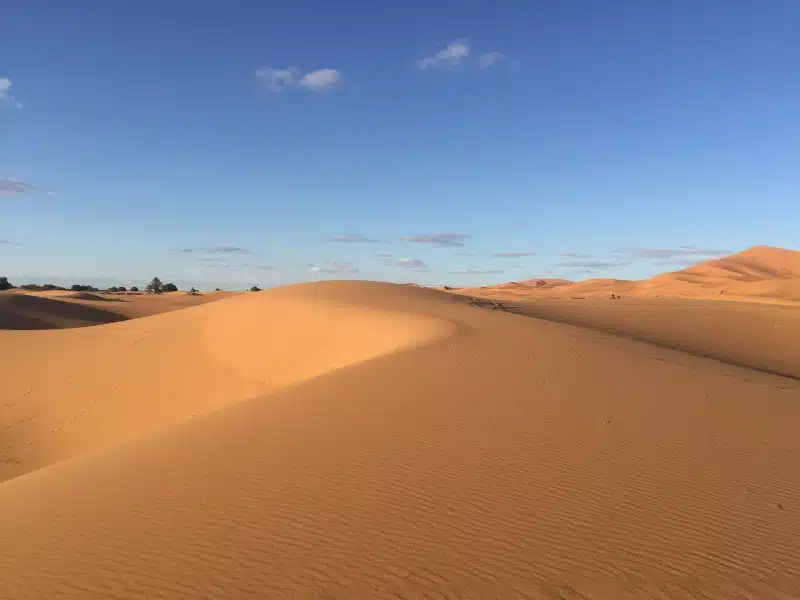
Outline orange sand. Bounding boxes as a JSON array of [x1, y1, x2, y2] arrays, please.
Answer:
[[1, 259, 800, 597]]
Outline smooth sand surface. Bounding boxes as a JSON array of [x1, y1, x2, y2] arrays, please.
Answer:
[[2, 280, 800, 598]]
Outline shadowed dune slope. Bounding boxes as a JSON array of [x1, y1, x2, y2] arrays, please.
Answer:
[[0, 290, 238, 329], [2, 281, 800, 598], [0, 293, 128, 329]]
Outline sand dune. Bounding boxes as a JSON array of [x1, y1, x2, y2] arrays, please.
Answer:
[[2, 280, 800, 598], [0, 290, 236, 329], [0, 292, 128, 329], [461, 245, 800, 305]]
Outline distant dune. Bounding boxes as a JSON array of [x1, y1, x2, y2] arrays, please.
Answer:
[[459, 245, 800, 304], [0, 290, 237, 329], [2, 280, 800, 597]]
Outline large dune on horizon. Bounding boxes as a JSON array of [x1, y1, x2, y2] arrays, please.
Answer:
[[461, 245, 800, 304], [2, 280, 800, 597]]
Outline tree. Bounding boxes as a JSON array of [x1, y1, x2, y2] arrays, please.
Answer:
[[250, 285, 262, 292], [162, 282, 178, 293], [117, 286, 127, 292], [214, 288, 221, 292], [130, 286, 139, 292], [108, 286, 119, 293], [147, 277, 163, 295], [0, 277, 13, 291], [188, 287, 199, 294]]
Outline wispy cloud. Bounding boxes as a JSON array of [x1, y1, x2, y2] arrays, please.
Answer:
[[173, 244, 251, 255], [416, 40, 470, 70], [556, 260, 632, 269], [449, 268, 504, 275], [0, 177, 35, 195], [328, 233, 379, 243], [611, 246, 730, 261], [510, 223, 529, 229], [309, 260, 359, 274], [559, 252, 594, 259], [377, 252, 393, 259], [255, 66, 342, 92], [401, 232, 471, 247], [477, 51, 504, 70], [0, 78, 22, 108], [394, 258, 429, 269], [0, 239, 22, 246], [491, 251, 535, 258], [246, 263, 277, 271]]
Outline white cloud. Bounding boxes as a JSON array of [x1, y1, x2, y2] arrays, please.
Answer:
[[417, 40, 470, 70], [0, 78, 22, 108], [401, 232, 471, 247], [309, 260, 359, 274], [477, 52, 504, 70], [255, 66, 342, 93], [298, 69, 342, 91]]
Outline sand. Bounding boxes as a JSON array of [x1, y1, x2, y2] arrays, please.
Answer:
[[1, 266, 800, 597], [0, 289, 237, 329], [461, 245, 800, 306]]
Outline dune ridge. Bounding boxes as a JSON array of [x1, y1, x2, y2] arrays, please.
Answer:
[[0, 282, 457, 482], [460, 245, 800, 304], [2, 281, 800, 598]]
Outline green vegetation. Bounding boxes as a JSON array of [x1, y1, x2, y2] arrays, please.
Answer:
[[0, 277, 14, 291]]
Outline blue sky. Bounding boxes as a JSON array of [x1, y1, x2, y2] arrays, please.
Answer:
[[2, 0, 799, 290]]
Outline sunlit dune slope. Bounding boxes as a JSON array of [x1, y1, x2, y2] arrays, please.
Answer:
[[0, 290, 238, 329], [460, 245, 800, 304], [2, 281, 800, 598], [661, 245, 800, 283], [500, 296, 800, 380], [0, 282, 456, 482]]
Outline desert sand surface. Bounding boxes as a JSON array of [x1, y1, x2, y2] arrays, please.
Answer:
[[460, 245, 800, 306], [0, 289, 238, 329], [2, 280, 800, 598]]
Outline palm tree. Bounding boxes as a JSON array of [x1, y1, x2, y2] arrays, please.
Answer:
[[147, 277, 163, 295]]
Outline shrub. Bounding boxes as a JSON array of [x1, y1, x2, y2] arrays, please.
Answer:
[[0, 277, 14, 291], [250, 285, 262, 292], [130, 286, 139, 292], [147, 277, 163, 294], [162, 282, 178, 292]]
